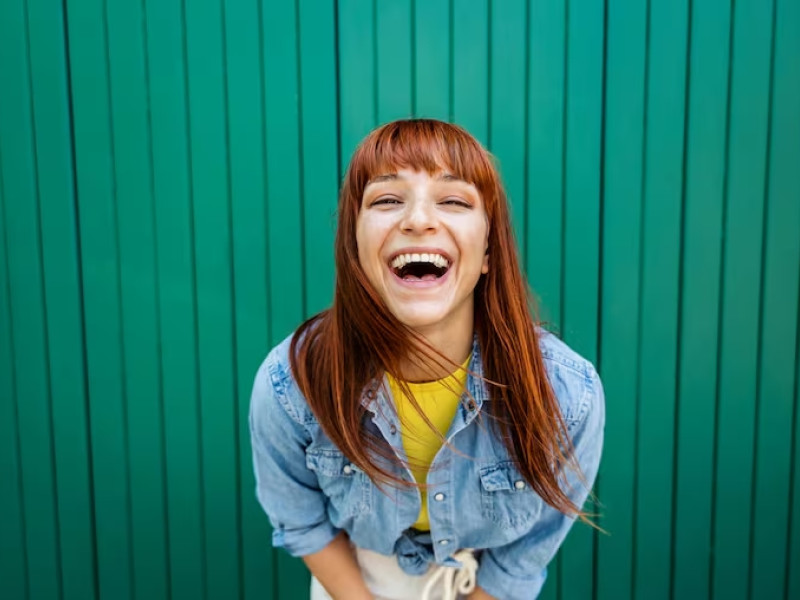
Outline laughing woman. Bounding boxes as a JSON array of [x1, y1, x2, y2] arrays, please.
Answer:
[[249, 119, 605, 600]]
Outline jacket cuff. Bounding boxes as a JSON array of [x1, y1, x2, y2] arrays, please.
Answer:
[[477, 550, 547, 600], [272, 520, 341, 557]]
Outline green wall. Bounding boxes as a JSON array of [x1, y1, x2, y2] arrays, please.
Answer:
[[1, 0, 798, 599]]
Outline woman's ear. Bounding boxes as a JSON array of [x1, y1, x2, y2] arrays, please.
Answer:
[[482, 247, 489, 274]]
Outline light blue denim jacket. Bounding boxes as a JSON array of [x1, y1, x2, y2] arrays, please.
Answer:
[[249, 330, 605, 600]]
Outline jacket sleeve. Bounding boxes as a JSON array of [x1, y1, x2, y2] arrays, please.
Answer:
[[476, 368, 606, 600], [249, 354, 340, 556]]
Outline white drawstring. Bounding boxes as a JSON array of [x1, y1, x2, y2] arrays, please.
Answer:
[[420, 549, 478, 600]]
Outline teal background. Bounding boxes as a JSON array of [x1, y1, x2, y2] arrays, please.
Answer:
[[1, 0, 799, 598]]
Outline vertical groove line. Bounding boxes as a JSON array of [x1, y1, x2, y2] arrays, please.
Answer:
[[557, 2, 569, 594], [255, 0, 278, 592], [448, 0, 454, 122], [486, 0, 492, 149], [710, 0, 736, 596], [256, 0, 271, 345], [60, 0, 100, 595], [558, 0, 568, 340], [709, 1, 736, 596], [522, 0, 530, 273], [370, 0, 377, 124], [178, 0, 208, 595], [631, 0, 652, 595], [411, 0, 416, 115], [670, 0, 692, 592], [593, 1, 609, 597], [294, 0, 307, 333], [669, 1, 693, 598], [138, 0, 171, 595], [747, 1, 778, 597], [0, 123, 31, 600], [785, 260, 800, 600], [333, 0, 342, 183], [22, 0, 64, 595], [218, 0, 243, 594], [101, 0, 136, 595]]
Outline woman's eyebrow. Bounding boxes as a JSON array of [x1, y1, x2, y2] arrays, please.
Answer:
[[368, 174, 399, 184], [436, 173, 467, 183]]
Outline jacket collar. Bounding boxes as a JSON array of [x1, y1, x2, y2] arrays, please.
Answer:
[[361, 334, 490, 416]]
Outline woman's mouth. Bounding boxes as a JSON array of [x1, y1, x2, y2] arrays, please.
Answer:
[[389, 252, 451, 282]]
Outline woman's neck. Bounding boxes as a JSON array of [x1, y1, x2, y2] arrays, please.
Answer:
[[398, 322, 474, 383]]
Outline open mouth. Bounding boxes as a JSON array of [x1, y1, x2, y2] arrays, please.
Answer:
[[389, 252, 451, 282]]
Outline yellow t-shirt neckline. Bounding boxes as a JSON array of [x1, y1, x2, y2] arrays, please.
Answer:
[[386, 356, 471, 531]]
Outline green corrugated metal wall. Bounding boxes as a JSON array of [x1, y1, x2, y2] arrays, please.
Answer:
[[1, 0, 798, 598]]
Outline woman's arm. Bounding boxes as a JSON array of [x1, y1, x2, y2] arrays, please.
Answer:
[[303, 532, 373, 600], [467, 586, 496, 600]]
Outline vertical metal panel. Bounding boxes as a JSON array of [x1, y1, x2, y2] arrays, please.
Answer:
[[263, 0, 308, 596], [672, 0, 731, 598], [183, 0, 241, 596], [526, 0, 565, 329], [750, 0, 800, 596], [64, 0, 134, 596], [488, 0, 527, 243], [144, 0, 206, 596], [298, 0, 339, 317], [452, 0, 488, 146], [224, 0, 274, 595], [596, 0, 646, 598], [26, 0, 96, 598], [634, 1, 689, 598], [414, 0, 451, 120], [0, 122, 29, 600], [338, 0, 377, 170], [775, 5, 800, 599], [376, 0, 413, 124], [0, 0, 64, 597], [713, 1, 774, 598], [559, 1, 605, 598], [105, 0, 170, 597]]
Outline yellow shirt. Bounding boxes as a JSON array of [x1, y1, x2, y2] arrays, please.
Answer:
[[386, 357, 470, 530]]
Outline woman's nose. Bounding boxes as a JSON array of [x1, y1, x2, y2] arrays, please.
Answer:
[[400, 199, 437, 233]]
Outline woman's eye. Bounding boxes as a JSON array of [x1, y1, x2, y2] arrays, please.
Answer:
[[441, 198, 471, 208], [371, 197, 401, 206]]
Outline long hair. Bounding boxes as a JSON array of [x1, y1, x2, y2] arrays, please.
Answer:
[[290, 119, 587, 520]]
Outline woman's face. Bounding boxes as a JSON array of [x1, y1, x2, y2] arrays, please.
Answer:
[[355, 168, 490, 337]]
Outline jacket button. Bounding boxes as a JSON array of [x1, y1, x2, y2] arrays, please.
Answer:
[[467, 400, 477, 411], [439, 539, 449, 546], [389, 424, 397, 435], [434, 493, 445, 502], [514, 480, 526, 490], [343, 465, 354, 475]]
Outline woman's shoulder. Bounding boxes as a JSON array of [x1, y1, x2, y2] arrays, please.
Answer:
[[536, 329, 604, 431], [251, 330, 316, 426]]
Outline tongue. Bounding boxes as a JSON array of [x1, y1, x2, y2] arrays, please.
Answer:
[[403, 273, 438, 282]]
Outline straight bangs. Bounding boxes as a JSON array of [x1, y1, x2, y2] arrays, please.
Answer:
[[345, 119, 499, 211]]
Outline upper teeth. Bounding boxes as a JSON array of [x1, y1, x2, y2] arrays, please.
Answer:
[[390, 252, 450, 270]]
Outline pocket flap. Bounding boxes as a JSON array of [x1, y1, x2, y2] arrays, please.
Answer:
[[479, 462, 526, 492], [306, 448, 353, 477]]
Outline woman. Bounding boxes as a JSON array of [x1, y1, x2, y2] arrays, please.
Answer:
[[249, 119, 604, 600]]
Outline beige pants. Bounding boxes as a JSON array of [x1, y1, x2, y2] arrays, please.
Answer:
[[309, 547, 477, 600]]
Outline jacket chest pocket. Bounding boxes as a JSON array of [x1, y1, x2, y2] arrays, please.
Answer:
[[479, 461, 543, 530], [306, 448, 372, 518]]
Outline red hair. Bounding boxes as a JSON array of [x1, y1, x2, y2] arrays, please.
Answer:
[[290, 119, 586, 519]]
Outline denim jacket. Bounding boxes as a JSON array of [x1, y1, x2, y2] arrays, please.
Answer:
[[249, 330, 605, 600]]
